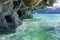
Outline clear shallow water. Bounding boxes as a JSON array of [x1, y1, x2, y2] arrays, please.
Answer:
[[0, 14, 60, 40], [33, 13, 60, 19]]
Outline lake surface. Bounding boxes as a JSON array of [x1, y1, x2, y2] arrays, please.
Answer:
[[0, 14, 60, 40]]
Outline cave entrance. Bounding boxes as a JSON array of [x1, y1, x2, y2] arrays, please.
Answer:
[[5, 15, 12, 22]]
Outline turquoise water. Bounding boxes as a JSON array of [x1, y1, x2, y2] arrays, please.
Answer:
[[33, 14, 60, 19], [0, 14, 60, 40]]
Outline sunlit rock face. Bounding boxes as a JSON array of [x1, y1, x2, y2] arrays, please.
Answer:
[[23, 0, 40, 7], [22, 0, 55, 10]]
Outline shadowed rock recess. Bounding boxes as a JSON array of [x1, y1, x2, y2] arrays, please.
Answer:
[[0, 0, 22, 34], [0, 0, 33, 34]]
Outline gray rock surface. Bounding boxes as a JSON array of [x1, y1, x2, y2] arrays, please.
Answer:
[[0, 0, 33, 33], [17, 10, 33, 19], [0, 4, 22, 31]]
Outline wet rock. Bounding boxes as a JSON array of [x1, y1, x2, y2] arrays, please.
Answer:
[[23, 10, 33, 18], [0, 4, 22, 33], [0, 11, 22, 29], [17, 10, 33, 19]]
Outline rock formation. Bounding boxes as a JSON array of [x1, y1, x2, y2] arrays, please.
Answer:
[[0, 0, 55, 33], [17, 9, 33, 19], [0, 0, 22, 33]]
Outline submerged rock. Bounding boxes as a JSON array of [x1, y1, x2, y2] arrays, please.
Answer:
[[55, 26, 60, 31]]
